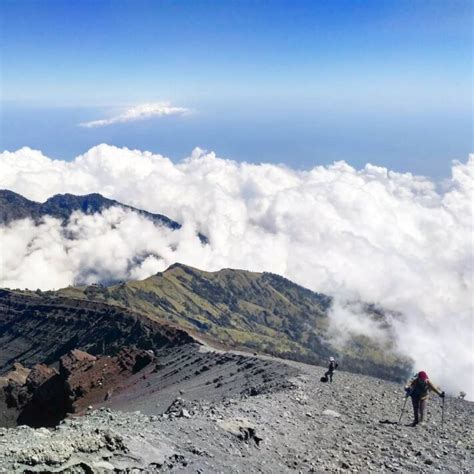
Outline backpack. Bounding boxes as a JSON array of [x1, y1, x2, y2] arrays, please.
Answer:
[[411, 378, 429, 398]]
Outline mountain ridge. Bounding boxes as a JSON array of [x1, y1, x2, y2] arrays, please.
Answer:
[[55, 263, 411, 381], [0, 189, 180, 232]]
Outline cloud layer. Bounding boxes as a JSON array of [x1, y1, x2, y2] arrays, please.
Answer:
[[0, 144, 472, 398], [0, 208, 204, 290], [79, 102, 189, 127]]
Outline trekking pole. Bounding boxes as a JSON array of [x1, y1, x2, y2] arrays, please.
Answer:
[[441, 396, 445, 430], [398, 396, 408, 425]]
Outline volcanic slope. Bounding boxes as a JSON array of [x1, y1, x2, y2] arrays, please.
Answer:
[[57, 263, 410, 381], [0, 288, 295, 430], [0, 352, 472, 473], [0, 289, 194, 373]]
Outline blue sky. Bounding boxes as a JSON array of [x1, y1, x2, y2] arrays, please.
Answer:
[[0, 0, 472, 177]]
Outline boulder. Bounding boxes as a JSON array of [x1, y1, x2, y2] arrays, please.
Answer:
[[1, 363, 31, 386], [217, 418, 263, 446], [6, 364, 69, 428], [60, 349, 97, 378], [25, 364, 58, 390], [117, 347, 156, 373], [322, 409, 341, 418]]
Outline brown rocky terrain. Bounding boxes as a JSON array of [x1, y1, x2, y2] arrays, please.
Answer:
[[0, 347, 157, 428], [60, 347, 156, 413]]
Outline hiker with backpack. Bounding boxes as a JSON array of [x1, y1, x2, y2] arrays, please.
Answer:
[[322, 356, 338, 383], [405, 371, 445, 426]]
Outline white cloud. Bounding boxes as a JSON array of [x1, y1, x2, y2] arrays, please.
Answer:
[[0, 144, 473, 399], [0, 208, 205, 290], [79, 102, 190, 128], [327, 301, 394, 348]]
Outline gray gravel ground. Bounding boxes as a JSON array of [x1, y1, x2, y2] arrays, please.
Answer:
[[0, 352, 472, 473]]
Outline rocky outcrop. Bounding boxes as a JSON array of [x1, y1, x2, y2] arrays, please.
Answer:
[[62, 347, 157, 414], [4, 364, 68, 428], [1, 347, 158, 427], [0, 363, 30, 387], [60, 349, 97, 379]]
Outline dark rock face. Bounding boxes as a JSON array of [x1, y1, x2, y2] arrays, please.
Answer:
[[0, 289, 195, 373], [4, 364, 69, 428]]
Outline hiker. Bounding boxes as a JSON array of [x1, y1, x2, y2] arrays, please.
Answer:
[[405, 371, 445, 426], [324, 356, 338, 383]]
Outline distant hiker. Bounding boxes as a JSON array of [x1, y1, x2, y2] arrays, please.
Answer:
[[405, 371, 445, 426], [324, 356, 338, 383]]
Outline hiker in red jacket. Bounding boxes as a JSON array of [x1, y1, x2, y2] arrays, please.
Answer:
[[405, 371, 445, 426]]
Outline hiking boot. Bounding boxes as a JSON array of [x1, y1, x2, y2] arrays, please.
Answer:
[[410, 420, 419, 427]]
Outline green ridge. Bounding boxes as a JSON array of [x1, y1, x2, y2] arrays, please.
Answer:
[[55, 263, 411, 381]]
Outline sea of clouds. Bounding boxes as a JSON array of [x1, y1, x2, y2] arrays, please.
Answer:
[[0, 144, 472, 397]]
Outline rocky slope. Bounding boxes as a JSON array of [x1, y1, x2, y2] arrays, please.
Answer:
[[0, 287, 199, 429], [0, 341, 294, 430], [0, 285, 296, 430], [0, 351, 471, 473], [57, 263, 411, 381], [0, 289, 194, 373]]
